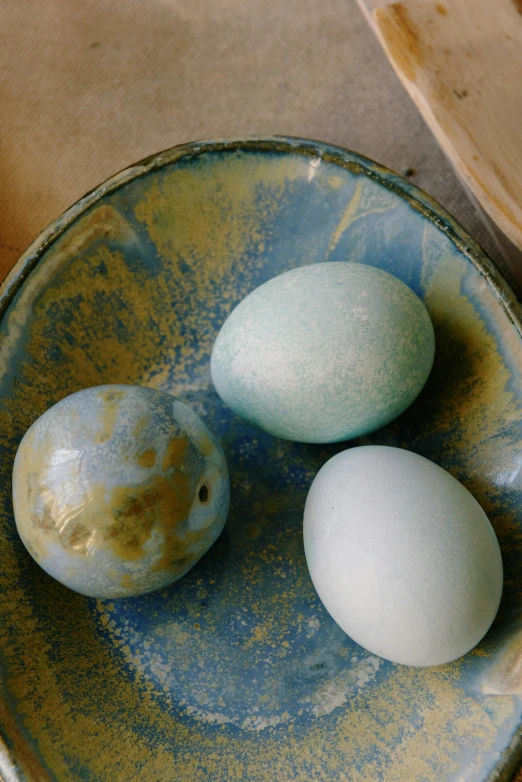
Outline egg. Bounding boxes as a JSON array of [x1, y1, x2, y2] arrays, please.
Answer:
[[303, 446, 503, 666], [12, 385, 230, 598], [211, 262, 435, 443]]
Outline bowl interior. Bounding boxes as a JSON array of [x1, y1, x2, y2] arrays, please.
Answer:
[[1, 139, 522, 781]]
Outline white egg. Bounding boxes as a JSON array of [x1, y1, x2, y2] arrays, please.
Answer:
[[303, 446, 503, 666]]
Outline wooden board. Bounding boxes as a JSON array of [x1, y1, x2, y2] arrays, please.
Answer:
[[360, 0, 522, 254]]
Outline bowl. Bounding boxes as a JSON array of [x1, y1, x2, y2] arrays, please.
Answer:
[[1, 136, 522, 781]]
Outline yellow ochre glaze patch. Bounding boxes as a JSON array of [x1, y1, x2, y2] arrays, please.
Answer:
[[195, 431, 215, 459], [18, 461, 198, 565], [93, 389, 125, 444], [150, 527, 207, 574], [0, 154, 312, 420], [137, 448, 156, 468], [162, 437, 188, 471], [414, 245, 522, 549], [108, 472, 193, 562], [133, 416, 151, 438]]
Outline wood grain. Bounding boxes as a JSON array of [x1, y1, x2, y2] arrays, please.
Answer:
[[371, 0, 522, 251]]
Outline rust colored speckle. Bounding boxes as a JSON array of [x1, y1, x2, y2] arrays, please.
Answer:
[[93, 389, 126, 444], [162, 437, 188, 471], [513, 0, 522, 14], [246, 523, 260, 539], [107, 471, 193, 562], [30, 508, 54, 532], [108, 485, 164, 559], [26, 472, 39, 502], [137, 448, 156, 468], [132, 415, 150, 438], [66, 523, 91, 551], [151, 535, 205, 573], [99, 389, 126, 404], [436, 3, 448, 14]]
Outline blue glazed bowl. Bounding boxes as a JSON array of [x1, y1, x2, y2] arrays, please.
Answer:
[[1, 137, 522, 781]]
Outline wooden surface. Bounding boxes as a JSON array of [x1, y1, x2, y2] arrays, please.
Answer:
[[371, 0, 522, 257]]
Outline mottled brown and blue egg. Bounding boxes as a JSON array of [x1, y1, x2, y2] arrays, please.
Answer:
[[12, 385, 230, 598]]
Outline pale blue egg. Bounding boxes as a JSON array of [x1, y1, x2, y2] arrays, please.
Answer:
[[211, 263, 435, 443], [12, 385, 230, 598]]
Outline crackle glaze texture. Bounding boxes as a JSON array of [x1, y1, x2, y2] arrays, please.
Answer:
[[2, 138, 522, 781], [211, 263, 435, 442], [12, 385, 229, 598]]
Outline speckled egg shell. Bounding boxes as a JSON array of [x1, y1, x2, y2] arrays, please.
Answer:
[[210, 262, 435, 443], [304, 446, 503, 666], [12, 385, 230, 598]]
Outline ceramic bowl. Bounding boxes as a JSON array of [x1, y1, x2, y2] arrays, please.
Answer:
[[1, 137, 522, 781]]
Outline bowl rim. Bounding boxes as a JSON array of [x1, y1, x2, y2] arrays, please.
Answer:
[[1, 135, 522, 782]]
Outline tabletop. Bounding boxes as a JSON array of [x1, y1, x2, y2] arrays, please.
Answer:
[[0, 1, 519, 780]]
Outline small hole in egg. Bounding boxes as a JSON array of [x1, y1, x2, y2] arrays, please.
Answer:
[[198, 484, 210, 504]]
